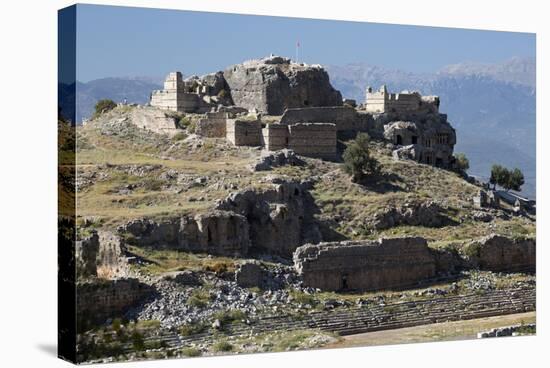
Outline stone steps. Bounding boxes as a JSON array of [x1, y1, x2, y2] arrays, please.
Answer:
[[119, 287, 535, 352]]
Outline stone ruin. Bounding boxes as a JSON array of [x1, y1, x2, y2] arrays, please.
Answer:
[[293, 234, 536, 291], [365, 84, 440, 115], [149, 56, 458, 168], [294, 237, 437, 291]]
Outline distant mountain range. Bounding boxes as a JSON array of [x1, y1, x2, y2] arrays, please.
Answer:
[[59, 57, 536, 198], [326, 57, 536, 198]]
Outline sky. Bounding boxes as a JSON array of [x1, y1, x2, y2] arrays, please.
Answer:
[[73, 4, 536, 82]]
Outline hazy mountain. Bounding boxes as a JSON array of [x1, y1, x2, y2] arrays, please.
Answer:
[[61, 77, 164, 123], [326, 57, 536, 198], [62, 58, 535, 198], [438, 57, 535, 88]]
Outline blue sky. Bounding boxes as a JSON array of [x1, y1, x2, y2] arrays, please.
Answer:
[[74, 4, 535, 82]]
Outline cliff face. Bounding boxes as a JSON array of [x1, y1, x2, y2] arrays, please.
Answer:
[[223, 56, 342, 115]]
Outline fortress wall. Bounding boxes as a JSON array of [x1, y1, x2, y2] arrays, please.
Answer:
[[288, 123, 337, 158], [197, 112, 231, 137], [280, 106, 361, 131], [226, 119, 262, 146], [77, 279, 153, 325], [293, 237, 437, 291], [262, 124, 289, 151]]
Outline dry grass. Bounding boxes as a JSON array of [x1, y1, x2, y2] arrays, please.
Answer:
[[127, 246, 236, 275]]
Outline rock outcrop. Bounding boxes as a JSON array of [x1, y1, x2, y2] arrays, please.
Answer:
[[367, 201, 446, 230], [294, 237, 437, 291], [463, 234, 535, 272], [223, 55, 342, 115], [119, 210, 250, 256], [216, 179, 321, 257], [249, 149, 305, 171], [76, 232, 100, 278]]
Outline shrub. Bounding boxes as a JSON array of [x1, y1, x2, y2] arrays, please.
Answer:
[[212, 309, 246, 325], [342, 133, 381, 182], [453, 152, 469, 173], [187, 289, 212, 308], [182, 347, 202, 357], [179, 322, 208, 336], [93, 99, 117, 118], [172, 131, 187, 141], [289, 290, 316, 306], [212, 340, 233, 352], [131, 330, 145, 351]]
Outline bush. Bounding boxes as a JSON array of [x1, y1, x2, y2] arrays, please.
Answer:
[[187, 289, 212, 308], [131, 330, 145, 351], [342, 133, 381, 182], [182, 347, 202, 357], [453, 152, 469, 173], [172, 131, 187, 141], [212, 309, 246, 325], [93, 99, 117, 118], [179, 322, 208, 336], [212, 340, 233, 352]]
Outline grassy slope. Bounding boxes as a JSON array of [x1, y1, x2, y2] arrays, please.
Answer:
[[76, 106, 535, 244]]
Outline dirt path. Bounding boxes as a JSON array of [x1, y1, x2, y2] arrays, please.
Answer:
[[326, 311, 536, 348]]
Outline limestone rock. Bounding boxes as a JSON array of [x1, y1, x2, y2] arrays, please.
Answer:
[[463, 234, 535, 272], [223, 55, 342, 115], [249, 149, 305, 171], [76, 231, 100, 278], [235, 261, 266, 288], [367, 201, 445, 230]]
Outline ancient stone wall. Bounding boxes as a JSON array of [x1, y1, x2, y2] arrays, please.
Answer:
[[261, 122, 337, 159], [294, 237, 437, 291], [279, 106, 359, 130], [464, 234, 536, 272], [226, 119, 262, 146], [196, 112, 231, 137], [129, 107, 180, 136], [288, 123, 337, 159], [262, 124, 289, 151], [150, 72, 214, 113], [365, 85, 439, 115], [77, 279, 153, 325]]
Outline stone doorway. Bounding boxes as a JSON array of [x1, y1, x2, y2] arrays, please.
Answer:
[[396, 134, 403, 145]]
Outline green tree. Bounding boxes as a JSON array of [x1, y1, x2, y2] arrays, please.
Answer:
[[342, 133, 381, 182], [505, 168, 525, 192], [454, 152, 469, 173], [489, 164, 508, 190], [93, 99, 117, 118]]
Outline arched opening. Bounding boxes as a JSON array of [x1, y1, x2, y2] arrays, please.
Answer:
[[396, 134, 403, 145], [411, 136, 418, 144]]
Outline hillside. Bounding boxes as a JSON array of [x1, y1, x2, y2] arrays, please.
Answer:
[[65, 58, 536, 198], [76, 105, 534, 243], [326, 58, 536, 198]]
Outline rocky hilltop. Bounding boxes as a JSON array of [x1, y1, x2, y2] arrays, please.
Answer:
[[223, 55, 342, 115], [65, 55, 536, 363]]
